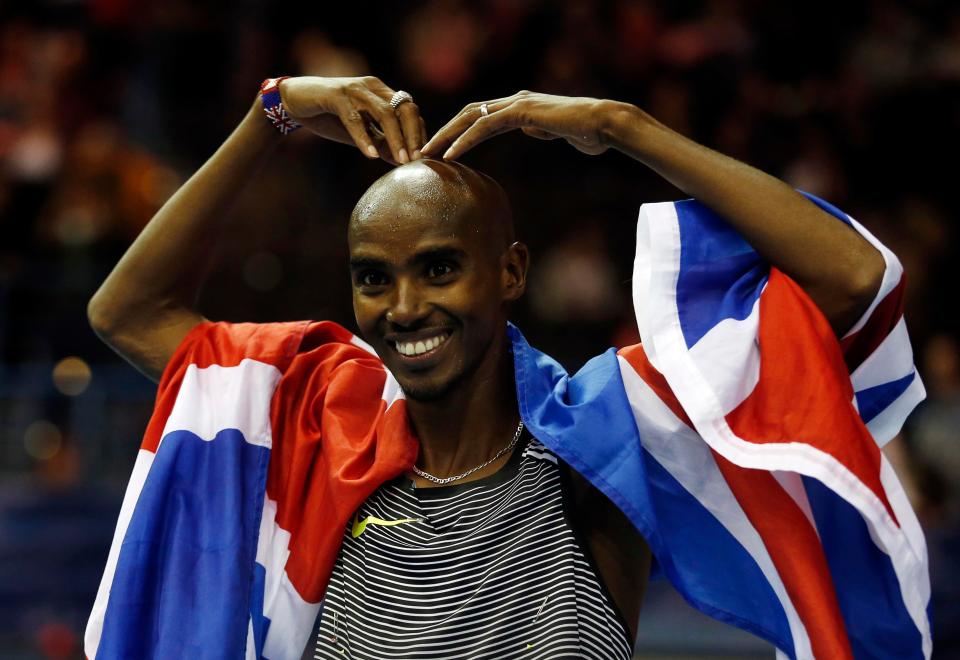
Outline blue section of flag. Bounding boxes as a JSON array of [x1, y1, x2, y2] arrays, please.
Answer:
[[674, 200, 769, 348], [640, 449, 794, 656], [803, 477, 924, 659], [856, 372, 916, 424], [97, 429, 268, 658], [672, 192, 850, 350], [250, 562, 270, 658], [510, 326, 794, 655]]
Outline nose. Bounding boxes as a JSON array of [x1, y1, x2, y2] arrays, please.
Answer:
[[385, 279, 429, 327]]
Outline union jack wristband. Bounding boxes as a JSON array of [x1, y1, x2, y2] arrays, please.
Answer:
[[260, 77, 301, 135]]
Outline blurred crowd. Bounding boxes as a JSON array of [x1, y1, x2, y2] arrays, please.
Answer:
[[1, 0, 959, 657]]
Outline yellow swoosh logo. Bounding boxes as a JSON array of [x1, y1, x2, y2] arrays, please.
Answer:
[[351, 512, 423, 538]]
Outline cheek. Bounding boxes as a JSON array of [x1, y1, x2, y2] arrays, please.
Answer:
[[449, 281, 502, 335], [352, 296, 380, 335]]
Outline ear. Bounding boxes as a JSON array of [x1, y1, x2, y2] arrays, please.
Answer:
[[501, 241, 529, 302]]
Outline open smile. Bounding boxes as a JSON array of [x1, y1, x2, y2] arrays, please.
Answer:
[[389, 329, 454, 363]]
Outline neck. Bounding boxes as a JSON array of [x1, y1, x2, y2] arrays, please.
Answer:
[[405, 329, 520, 481]]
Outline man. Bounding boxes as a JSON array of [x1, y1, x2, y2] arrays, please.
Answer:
[[85, 76, 929, 658]]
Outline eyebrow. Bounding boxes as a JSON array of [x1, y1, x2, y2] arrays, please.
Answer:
[[349, 247, 468, 271]]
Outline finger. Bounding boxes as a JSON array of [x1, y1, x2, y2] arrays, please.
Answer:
[[365, 92, 408, 163], [395, 101, 423, 160], [367, 124, 399, 165], [443, 108, 521, 160], [416, 117, 428, 159], [337, 102, 379, 159], [375, 139, 400, 166], [421, 106, 482, 157], [421, 97, 512, 157]]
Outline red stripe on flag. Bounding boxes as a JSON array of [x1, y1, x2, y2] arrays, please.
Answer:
[[840, 275, 906, 372], [726, 270, 898, 524], [142, 370, 183, 454], [617, 344, 692, 427], [268, 329, 417, 601], [714, 453, 855, 659]]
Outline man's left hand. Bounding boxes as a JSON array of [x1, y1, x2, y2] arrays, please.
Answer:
[[421, 91, 614, 161]]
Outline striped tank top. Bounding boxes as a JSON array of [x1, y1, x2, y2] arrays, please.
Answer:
[[312, 434, 634, 659]]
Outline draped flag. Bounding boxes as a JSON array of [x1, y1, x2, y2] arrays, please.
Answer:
[[86, 194, 930, 660]]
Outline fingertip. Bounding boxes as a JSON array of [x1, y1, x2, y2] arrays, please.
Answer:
[[412, 149, 422, 160], [365, 145, 378, 158], [442, 147, 455, 160], [399, 148, 409, 164]]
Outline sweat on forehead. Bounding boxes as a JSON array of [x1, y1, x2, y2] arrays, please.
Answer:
[[349, 159, 514, 248]]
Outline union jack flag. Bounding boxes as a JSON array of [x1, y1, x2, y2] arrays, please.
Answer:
[[264, 104, 301, 135], [85, 193, 930, 659]]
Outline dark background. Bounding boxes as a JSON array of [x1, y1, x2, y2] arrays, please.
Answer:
[[1, 0, 959, 657]]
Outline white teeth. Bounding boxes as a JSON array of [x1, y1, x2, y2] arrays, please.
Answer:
[[395, 333, 448, 357]]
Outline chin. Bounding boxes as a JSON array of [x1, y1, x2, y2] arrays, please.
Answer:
[[396, 375, 459, 402], [374, 329, 495, 403]]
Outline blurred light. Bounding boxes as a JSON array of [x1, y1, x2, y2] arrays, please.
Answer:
[[24, 420, 62, 460], [7, 125, 63, 182], [52, 356, 92, 395], [36, 620, 79, 659], [243, 252, 283, 292]]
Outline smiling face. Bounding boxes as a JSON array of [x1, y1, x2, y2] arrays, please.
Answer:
[[348, 160, 526, 402]]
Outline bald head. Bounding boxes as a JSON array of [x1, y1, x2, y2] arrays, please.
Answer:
[[348, 159, 514, 256]]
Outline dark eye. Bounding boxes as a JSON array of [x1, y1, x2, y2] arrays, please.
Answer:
[[426, 262, 456, 280], [356, 270, 388, 287]]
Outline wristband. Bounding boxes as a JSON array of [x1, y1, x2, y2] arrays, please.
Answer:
[[260, 77, 301, 135]]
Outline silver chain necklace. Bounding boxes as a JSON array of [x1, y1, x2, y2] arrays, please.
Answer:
[[412, 420, 524, 486]]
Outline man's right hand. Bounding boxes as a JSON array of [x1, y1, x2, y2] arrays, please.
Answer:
[[89, 75, 426, 382], [280, 76, 427, 164]]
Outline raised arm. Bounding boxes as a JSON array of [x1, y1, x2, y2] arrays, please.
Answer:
[[421, 92, 885, 335], [88, 76, 426, 381]]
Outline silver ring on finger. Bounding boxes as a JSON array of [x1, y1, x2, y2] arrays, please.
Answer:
[[479, 103, 489, 117], [390, 90, 414, 110]]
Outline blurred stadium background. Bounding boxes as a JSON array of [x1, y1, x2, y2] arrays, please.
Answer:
[[1, 0, 959, 658]]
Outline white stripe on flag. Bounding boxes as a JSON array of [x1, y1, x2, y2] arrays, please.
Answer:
[[879, 457, 933, 658], [381, 370, 405, 408], [350, 334, 377, 356], [866, 374, 925, 447], [632, 205, 655, 365], [771, 471, 819, 536], [160, 358, 282, 449], [255, 495, 321, 660], [84, 448, 155, 658], [246, 618, 257, 660], [688, 297, 762, 413], [851, 317, 924, 446], [851, 318, 915, 392], [262, 572, 319, 659]]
